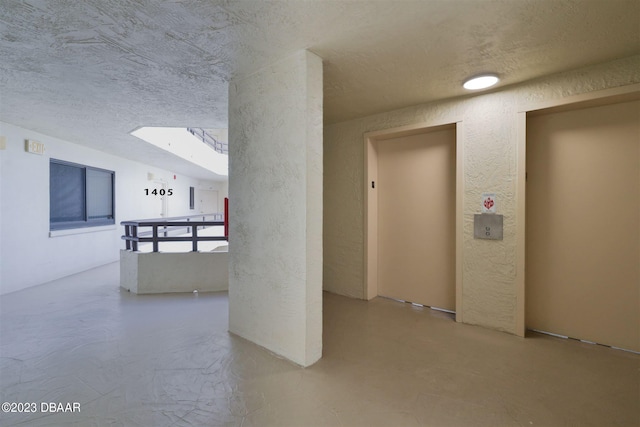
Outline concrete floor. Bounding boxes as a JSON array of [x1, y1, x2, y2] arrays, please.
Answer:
[[1, 263, 638, 427]]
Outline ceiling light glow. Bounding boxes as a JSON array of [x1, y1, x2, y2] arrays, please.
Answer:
[[463, 74, 499, 90]]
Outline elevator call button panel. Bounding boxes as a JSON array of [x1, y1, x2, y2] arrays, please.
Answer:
[[474, 214, 503, 240]]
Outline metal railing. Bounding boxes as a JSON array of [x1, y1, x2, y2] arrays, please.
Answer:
[[121, 213, 227, 252], [187, 128, 228, 155]]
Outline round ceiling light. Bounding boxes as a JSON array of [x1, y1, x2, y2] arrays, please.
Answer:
[[463, 74, 499, 90]]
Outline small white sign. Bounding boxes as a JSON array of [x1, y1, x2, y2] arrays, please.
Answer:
[[25, 139, 45, 155], [481, 193, 497, 213]]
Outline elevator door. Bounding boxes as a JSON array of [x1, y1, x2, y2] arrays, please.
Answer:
[[526, 100, 640, 352], [377, 128, 456, 311]]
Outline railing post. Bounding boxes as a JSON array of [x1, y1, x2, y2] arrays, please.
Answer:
[[132, 226, 138, 252], [153, 225, 159, 252], [125, 225, 131, 250], [191, 225, 198, 252], [224, 197, 229, 239]]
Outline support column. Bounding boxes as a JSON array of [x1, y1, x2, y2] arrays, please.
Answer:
[[228, 50, 322, 367]]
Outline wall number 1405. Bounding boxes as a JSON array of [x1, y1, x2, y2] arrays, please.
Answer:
[[144, 188, 173, 196]]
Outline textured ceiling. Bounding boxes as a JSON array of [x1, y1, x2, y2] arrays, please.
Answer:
[[1, 0, 639, 180]]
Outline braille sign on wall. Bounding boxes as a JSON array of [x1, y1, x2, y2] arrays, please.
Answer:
[[474, 214, 503, 240]]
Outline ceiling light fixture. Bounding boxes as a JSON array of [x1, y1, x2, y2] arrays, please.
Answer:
[[463, 74, 499, 90]]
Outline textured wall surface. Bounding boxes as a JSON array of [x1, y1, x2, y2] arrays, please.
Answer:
[[120, 250, 229, 294], [323, 55, 640, 334], [228, 50, 323, 366]]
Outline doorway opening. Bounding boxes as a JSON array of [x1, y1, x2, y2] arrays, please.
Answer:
[[153, 180, 168, 218], [199, 189, 219, 214]]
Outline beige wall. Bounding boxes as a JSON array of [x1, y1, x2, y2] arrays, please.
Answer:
[[323, 55, 640, 335]]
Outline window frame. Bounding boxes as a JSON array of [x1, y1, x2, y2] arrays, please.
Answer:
[[49, 159, 115, 231]]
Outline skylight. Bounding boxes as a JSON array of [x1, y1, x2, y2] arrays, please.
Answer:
[[130, 127, 228, 176]]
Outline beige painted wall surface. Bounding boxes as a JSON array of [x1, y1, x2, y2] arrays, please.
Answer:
[[377, 130, 456, 310], [323, 55, 640, 335], [526, 100, 639, 352]]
